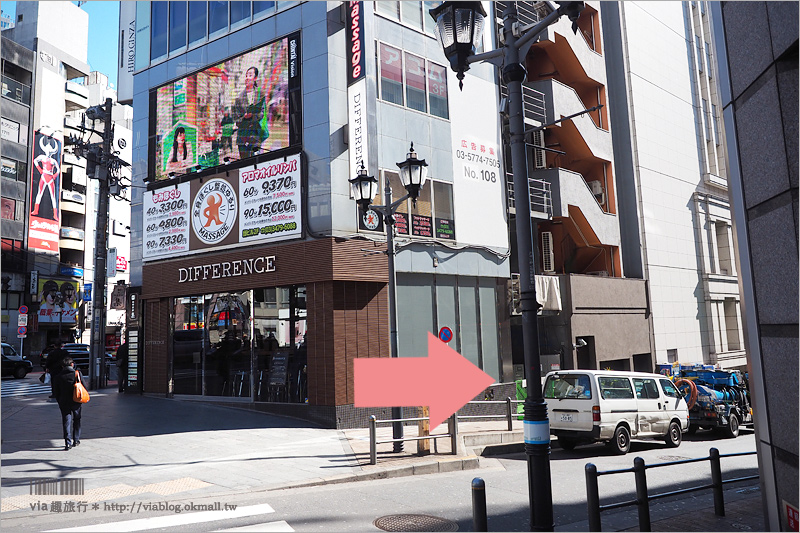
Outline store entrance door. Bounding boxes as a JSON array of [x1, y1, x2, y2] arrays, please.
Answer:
[[204, 291, 252, 397]]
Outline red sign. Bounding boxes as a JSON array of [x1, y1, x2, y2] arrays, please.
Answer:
[[788, 502, 799, 532], [346, 1, 365, 85], [116, 255, 129, 271], [28, 132, 63, 253]]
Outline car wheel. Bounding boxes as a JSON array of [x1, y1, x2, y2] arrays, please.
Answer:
[[725, 414, 740, 438], [558, 437, 577, 451], [13, 366, 28, 379], [610, 426, 631, 455], [664, 421, 682, 448]]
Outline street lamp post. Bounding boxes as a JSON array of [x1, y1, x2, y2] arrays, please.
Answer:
[[350, 144, 429, 453], [429, 2, 584, 531]]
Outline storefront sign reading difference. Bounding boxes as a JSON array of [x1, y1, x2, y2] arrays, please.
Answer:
[[239, 153, 302, 243], [143, 182, 191, 259]]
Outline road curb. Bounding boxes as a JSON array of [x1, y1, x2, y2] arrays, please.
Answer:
[[269, 455, 484, 491]]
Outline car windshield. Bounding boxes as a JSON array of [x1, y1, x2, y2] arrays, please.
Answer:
[[544, 374, 592, 399]]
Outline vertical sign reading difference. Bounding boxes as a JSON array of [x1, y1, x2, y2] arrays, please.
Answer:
[[239, 153, 302, 244], [143, 182, 191, 259], [347, 1, 369, 192]]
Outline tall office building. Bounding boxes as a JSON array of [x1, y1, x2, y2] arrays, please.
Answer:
[[602, 1, 744, 370], [125, 1, 511, 426]]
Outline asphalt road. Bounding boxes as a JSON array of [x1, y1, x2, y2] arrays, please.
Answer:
[[15, 429, 755, 532]]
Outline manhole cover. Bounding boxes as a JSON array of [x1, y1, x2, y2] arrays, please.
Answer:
[[374, 514, 459, 532]]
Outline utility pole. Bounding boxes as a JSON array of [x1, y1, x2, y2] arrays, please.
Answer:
[[88, 98, 113, 389]]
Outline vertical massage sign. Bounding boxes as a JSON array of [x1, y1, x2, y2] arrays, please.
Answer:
[[143, 153, 302, 260]]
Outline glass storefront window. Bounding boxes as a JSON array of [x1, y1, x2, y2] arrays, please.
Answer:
[[188, 1, 207, 46], [172, 285, 307, 403], [169, 1, 187, 53]]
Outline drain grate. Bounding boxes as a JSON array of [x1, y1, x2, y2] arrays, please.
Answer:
[[658, 455, 691, 461], [374, 514, 459, 532]]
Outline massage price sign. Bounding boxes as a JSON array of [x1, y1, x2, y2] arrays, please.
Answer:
[[238, 153, 302, 244], [143, 182, 191, 259]]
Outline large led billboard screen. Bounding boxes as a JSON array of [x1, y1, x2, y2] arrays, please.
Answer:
[[151, 33, 301, 181]]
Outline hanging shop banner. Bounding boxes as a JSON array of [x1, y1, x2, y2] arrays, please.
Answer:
[[143, 182, 191, 260], [150, 32, 301, 182], [346, 1, 366, 86], [239, 153, 302, 244], [144, 153, 303, 261], [449, 71, 508, 250], [37, 278, 81, 324], [28, 132, 63, 254], [346, 2, 368, 199]]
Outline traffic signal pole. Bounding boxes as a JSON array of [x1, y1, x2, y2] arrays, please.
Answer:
[[89, 98, 113, 390]]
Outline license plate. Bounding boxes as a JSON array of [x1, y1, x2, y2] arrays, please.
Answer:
[[559, 414, 573, 422]]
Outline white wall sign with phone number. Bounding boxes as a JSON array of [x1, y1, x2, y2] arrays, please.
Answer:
[[143, 182, 191, 259]]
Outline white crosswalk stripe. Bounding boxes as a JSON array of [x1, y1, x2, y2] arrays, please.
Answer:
[[0, 377, 52, 398], [44, 504, 287, 532], [214, 521, 294, 532]]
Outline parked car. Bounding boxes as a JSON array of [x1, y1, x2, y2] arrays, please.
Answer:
[[60, 344, 114, 373], [544, 369, 690, 454], [2, 343, 33, 379]]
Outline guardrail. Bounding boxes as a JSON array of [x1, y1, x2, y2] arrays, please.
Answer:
[[585, 448, 758, 531], [368, 398, 525, 464]]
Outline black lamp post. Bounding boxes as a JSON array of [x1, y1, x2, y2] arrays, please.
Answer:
[[350, 145, 428, 453], [430, 2, 584, 531]]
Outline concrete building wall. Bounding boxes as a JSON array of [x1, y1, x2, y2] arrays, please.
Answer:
[[602, 1, 741, 367], [712, 2, 798, 529]]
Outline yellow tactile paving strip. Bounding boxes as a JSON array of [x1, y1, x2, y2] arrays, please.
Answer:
[[1, 477, 212, 513]]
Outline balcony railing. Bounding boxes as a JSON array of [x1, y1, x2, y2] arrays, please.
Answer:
[[1, 76, 31, 106], [507, 173, 552, 220]]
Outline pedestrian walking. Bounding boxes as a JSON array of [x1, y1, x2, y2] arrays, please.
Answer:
[[116, 341, 129, 393], [45, 340, 71, 399], [51, 357, 84, 450]]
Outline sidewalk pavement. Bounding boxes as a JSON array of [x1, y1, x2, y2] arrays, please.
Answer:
[[1, 385, 764, 531]]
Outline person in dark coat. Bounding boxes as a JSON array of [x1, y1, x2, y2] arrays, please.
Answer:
[[46, 341, 71, 399], [116, 342, 129, 393], [51, 357, 83, 450]]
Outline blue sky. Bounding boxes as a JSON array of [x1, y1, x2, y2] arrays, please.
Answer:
[[3, 1, 120, 87]]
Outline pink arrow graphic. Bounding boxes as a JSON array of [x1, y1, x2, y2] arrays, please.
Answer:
[[354, 332, 495, 429]]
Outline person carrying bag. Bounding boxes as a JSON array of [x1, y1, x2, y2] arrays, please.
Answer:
[[52, 357, 86, 450]]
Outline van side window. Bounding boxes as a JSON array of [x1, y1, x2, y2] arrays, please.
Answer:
[[633, 378, 660, 399], [598, 377, 634, 399], [659, 379, 681, 398], [544, 374, 592, 399]]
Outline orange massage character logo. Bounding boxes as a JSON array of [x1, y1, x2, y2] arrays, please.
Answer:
[[203, 194, 224, 227]]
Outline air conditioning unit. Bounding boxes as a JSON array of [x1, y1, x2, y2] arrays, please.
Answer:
[[541, 231, 555, 274], [533, 130, 546, 169], [588, 180, 605, 206]]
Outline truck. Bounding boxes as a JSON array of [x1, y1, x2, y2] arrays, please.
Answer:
[[659, 364, 752, 438]]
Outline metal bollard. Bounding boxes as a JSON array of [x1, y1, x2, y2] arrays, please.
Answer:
[[472, 477, 488, 532], [369, 415, 377, 465], [506, 397, 513, 431], [710, 447, 725, 516], [633, 457, 651, 532], [449, 414, 459, 455], [585, 463, 602, 531]]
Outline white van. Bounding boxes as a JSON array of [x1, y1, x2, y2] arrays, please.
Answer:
[[543, 370, 689, 454]]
